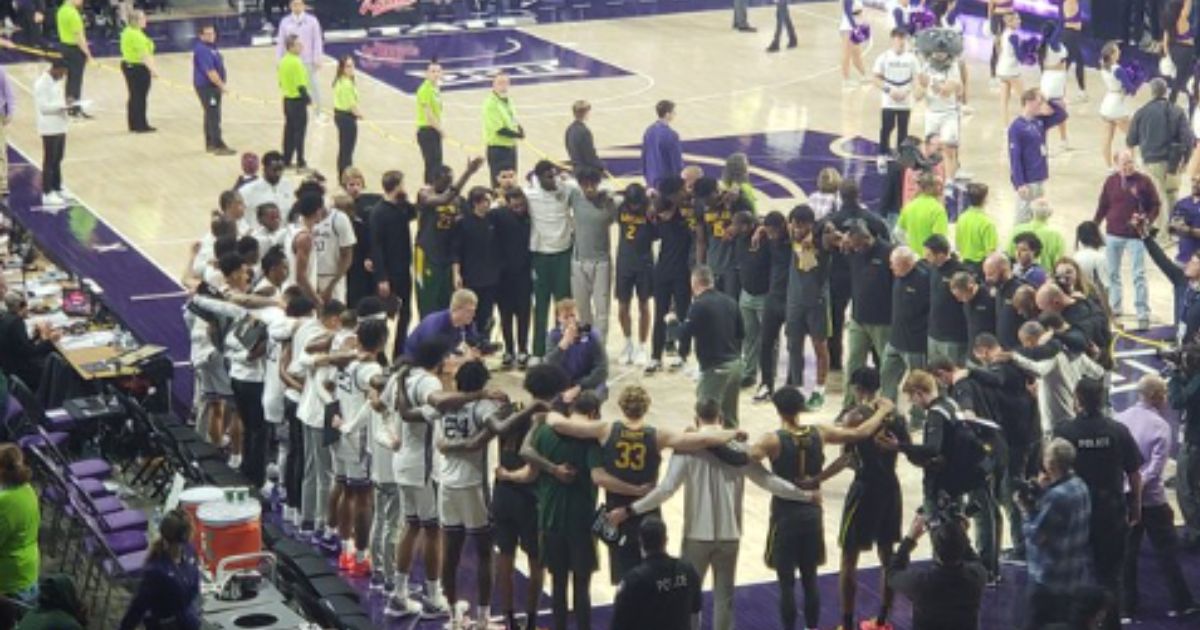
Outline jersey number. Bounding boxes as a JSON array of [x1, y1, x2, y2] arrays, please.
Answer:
[[614, 441, 646, 471], [625, 224, 637, 241], [436, 213, 454, 230], [712, 222, 726, 238]]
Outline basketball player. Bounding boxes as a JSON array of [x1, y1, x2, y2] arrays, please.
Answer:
[[312, 193, 356, 305], [749, 387, 895, 630], [647, 178, 695, 373], [542, 385, 745, 584], [414, 157, 485, 318], [615, 183, 654, 366], [330, 319, 388, 577], [285, 192, 322, 306]]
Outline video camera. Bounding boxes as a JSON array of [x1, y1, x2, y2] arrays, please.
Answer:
[[918, 492, 980, 531], [1012, 478, 1044, 508], [1157, 342, 1200, 375]]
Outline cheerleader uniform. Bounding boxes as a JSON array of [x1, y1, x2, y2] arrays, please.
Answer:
[[1040, 40, 1069, 101], [1168, 19, 1196, 105], [1099, 66, 1130, 121], [996, 28, 1021, 79], [840, 0, 864, 33], [889, 0, 915, 33]]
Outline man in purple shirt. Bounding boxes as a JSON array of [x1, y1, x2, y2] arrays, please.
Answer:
[[1007, 88, 1067, 224], [192, 24, 234, 155], [641, 100, 682, 192], [277, 0, 324, 113], [403, 288, 483, 357], [1171, 175, 1200, 264], [0, 65, 14, 196], [1116, 375, 1199, 620]]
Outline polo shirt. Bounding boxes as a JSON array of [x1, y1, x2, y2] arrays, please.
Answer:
[[119, 26, 154, 65], [890, 263, 931, 352], [56, 3, 83, 46], [897, 195, 948, 251], [416, 79, 441, 128], [277, 52, 309, 99], [994, 276, 1027, 349], [848, 240, 895, 325], [962, 286, 997, 345], [929, 257, 968, 343], [482, 91, 518, 148], [333, 77, 358, 113], [192, 40, 226, 89], [954, 207, 997, 264]]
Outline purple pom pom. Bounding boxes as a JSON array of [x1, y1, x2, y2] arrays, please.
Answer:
[[908, 10, 936, 33], [1119, 59, 1149, 95], [851, 23, 871, 44], [1018, 36, 1041, 66]]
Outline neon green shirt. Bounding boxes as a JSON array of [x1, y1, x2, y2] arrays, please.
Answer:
[[119, 26, 154, 64], [56, 4, 84, 46], [1007, 218, 1066, 270], [278, 53, 309, 99], [333, 76, 358, 112], [954, 207, 997, 264], [482, 91, 518, 148], [0, 484, 40, 595], [897, 195, 949, 252], [415, 79, 441, 128]]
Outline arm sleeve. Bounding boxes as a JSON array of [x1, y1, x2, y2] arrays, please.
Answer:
[[1144, 427, 1169, 494], [1042, 98, 1069, 128], [844, 0, 857, 25], [117, 573, 159, 630], [631, 454, 687, 514], [578, 340, 609, 391], [1144, 235, 1188, 286]]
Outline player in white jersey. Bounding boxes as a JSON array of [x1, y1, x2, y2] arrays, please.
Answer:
[[313, 194, 357, 304], [328, 319, 387, 577], [920, 54, 964, 181], [995, 12, 1023, 121], [289, 299, 344, 540], [252, 202, 290, 261], [386, 339, 501, 619]]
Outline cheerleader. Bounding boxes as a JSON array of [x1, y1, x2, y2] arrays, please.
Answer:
[[1060, 0, 1087, 101], [995, 12, 1023, 122], [1099, 42, 1134, 169], [988, 0, 1016, 86], [889, 0, 918, 32], [1164, 0, 1196, 108], [1039, 20, 1070, 150], [840, 0, 868, 85]]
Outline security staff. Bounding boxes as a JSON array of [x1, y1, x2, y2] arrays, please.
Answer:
[[277, 34, 310, 170], [55, 0, 90, 118], [609, 518, 702, 630], [924, 234, 970, 365], [119, 10, 156, 133]]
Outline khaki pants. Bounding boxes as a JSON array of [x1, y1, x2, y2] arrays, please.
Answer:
[[843, 319, 891, 408], [681, 539, 740, 630], [1143, 160, 1179, 246]]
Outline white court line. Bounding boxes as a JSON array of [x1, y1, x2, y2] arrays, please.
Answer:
[[130, 290, 191, 302], [1112, 383, 1141, 394], [1123, 358, 1163, 376], [1115, 347, 1160, 358]]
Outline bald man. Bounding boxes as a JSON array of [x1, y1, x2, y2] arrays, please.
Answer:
[[880, 246, 930, 421], [1095, 149, 1160, 330], [999, 318, 1103, 432], [983, 253, 1027, 349]]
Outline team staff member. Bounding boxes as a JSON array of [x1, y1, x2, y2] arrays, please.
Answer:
[[452, 186, 503, 334], [570, 168, 617, 341], [369, 171, 416, 356], [416, 61, 443, 184], [494, 188, 534, 367], [983, 252, 1026, 349], [483, 72, 523, 185], [879, 246, 929, 418], [842, 220, 895, 408], [276, 0, 324, 112], [331, 56, 361, 178], [193, 24, 234, 155], [646, 178, 694, 373], [55, 0, 90, 118], [734, 211, 770, 388], [609, 519, 702, 630], [119, 10, 155, 133], [278, 35, 311, 170], [924, 234, 970, 365], [415, 157, 485, 317], [951, 271, 997, 348], [34, 59, 69, 207]]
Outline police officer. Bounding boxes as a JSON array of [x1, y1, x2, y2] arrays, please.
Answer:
[[609, 518, 702, 630]]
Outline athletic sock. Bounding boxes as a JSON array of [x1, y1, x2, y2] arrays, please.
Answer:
[[477, 605, 490, 625], [394, 572, 409, 596], [426, 579, 441, 601]]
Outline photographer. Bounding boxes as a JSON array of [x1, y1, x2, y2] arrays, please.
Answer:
[[1168, 343, 1200, 549], [1017, 438, 1093, 629], [545, 298, 609, 403], [887, 511, 986, 630]]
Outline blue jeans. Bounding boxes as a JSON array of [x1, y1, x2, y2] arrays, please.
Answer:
[[1106, 235, 1149, 320]]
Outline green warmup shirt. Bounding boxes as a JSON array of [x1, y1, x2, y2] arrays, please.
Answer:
[[119, 26, 154, 64], [897, 195, 949, 252], [954, 206, 997, 264], [333, 77, 358, 112], [1007, 218, 1065, 271], [415, 79, 441, 128], [0, 484, 40, 595], [278, 53, 309, 99], [531, 423, 601, 534], [482, 91, 518, 148], [56, 3, 84, 46]]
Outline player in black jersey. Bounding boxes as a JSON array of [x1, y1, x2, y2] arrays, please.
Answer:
[[749, 386, 894, 630], [543, 384, 745, 584], [647, 177, 697, 373], [614, 183, 655, 366]]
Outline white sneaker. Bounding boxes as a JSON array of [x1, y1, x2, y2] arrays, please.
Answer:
[[620, 340, 634, 365], [644, 358, 662, 374], [41, 192, 65, 206], [875, 155, 888, 174], [385, 594, 422, 618], [666, 356, 685, 370], [422, 594, 452, 619], [633, 345, 648, 366], [683, 364, 700, 381], [58, 187, 74, 200], [443, 601, 471, 629]]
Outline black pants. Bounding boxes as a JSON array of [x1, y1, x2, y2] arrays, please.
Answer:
[[486, 145, 517, 186], [879, 108, 910, 156], [776, 551, 820, 630], [1169, 43, 1197, 108], [760, 298, 787, 391], [121, 62, 151, 131], [231, 379, 267, 488], [770, 0, 796, 47], [417, 126, 443, 185], [1127, 0, 1163, 43], [469, 283, 497, 339], [41, 134, 65, 194], [1061, 27, 1087, 91], [497, 269, 532, 356], [195, 86, 226, 150], [282, 97, 308, 167], [1026, 583, 1071, 629], [1003, 439, 1038, 556], [1123, 502, 1196, 614], [284, 399, 304, 510], [16, 6, 45, 48], [1093, 520, 1129, 630], [828, 277, 851, 370], [716, 269, 740, 300], [386, 273, 413, 359], [334, 110, 357, 178], [61, 44, 85, 108], [651, 274, 692, 361]]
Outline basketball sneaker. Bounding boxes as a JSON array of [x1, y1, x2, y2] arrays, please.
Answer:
[[422, 593, 452, 619], [384, 593, 422, 618]]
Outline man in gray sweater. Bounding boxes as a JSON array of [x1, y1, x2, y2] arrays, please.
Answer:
[[571, 167, 617, 343]]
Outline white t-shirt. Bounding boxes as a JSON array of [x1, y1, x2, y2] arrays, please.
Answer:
[[874, 49, 922, 109], [227, 305, 285, 383], [240, 177, 296, 224], [437, 399, 500, 489], [923, 61, 962, 114], [313, 210, 357, 278], [394, 367, 443, 486], [254, 224, 291, 262], [34, 72, 67, 136]]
